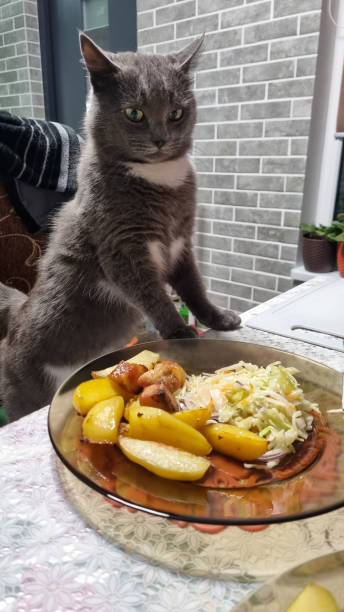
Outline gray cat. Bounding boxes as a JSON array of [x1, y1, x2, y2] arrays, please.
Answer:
[[0, 33, 240, 422]]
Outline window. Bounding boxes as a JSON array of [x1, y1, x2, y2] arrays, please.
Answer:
[[38, 0, 137, 130], [83, 0, 110, 49]]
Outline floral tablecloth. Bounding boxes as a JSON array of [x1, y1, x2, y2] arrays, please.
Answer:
[[0, 406, 257, 612]]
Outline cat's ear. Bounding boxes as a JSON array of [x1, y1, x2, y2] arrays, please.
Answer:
[[79, 32, 120, 87], [173, 35, 204, 72]]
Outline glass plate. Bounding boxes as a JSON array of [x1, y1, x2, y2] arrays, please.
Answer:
[[48, 339, 344, 525], [57, 458, 344, 580], [232, 551, 344, 609]]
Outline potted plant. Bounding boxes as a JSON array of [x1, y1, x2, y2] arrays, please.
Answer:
[[325, 213, 344, 277], [300, 223, 337, 273]]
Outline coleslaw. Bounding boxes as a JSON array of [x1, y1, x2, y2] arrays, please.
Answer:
[[176, 361, 319, 464]]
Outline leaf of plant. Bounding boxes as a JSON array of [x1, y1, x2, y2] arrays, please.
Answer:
[[333, 231, 344, 242]]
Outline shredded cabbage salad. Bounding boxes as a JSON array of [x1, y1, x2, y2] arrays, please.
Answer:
[[176, 361, 319, 459]]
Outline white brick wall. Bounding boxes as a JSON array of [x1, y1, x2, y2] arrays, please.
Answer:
[[137, 0, 322, 312], [0, 0, 44, 118]]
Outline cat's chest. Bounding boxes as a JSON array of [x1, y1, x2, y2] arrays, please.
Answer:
[[126, 155, 193, 188], [147, 237, 185, 274]]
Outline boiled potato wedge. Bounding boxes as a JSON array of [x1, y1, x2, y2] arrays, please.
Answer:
[[174, 407, 212, 429], [118, 436, 210, 481], [127, 350, 160, 369], [123, 398, 137, 422], [109, 380, 134, 404], [91, 365, 118, 379], [73, 378, 118, 415], [201, 423, 268, 461], [127, 403, 212, 456], [92, 350, 160, 378], [82, 396, 124, 444], [286, 583, 339, 612]]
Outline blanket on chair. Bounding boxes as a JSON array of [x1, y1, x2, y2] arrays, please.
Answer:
[[0, 111, 83, 232], [0, 111, 82, 194]]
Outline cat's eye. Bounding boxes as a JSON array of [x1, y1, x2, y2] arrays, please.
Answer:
[[125, 108, 144, 122], [169, 109, 183, 121]]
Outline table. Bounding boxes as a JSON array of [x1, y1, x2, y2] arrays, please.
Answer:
[[0, 407, 256, 612], [1, 320, 343, 611]]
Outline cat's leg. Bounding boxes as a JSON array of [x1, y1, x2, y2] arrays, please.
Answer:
[[3, 382, 51, 422], [100, 254, 198, 339], [0, 283, 27, 340], [1, 354, 54, 422], [169, 248, 241, 331]]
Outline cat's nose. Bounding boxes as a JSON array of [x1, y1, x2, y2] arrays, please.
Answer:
[[153, 139, 166, 150]]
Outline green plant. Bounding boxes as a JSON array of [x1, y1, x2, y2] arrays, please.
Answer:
[[299, 223, 329, 239], [300, 220, 338, 273], [326, 213, 344, 243]]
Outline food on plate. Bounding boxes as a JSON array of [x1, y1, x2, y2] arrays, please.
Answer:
[[201, 423, 268, 461], [73, 351, 321, 484], [73, 377, 120, 415], [92, 349, 160, 378], [127, 402, 212, 456], [138, 360, 186, 411], [76, 438, 209, 506], [109, 360, 147, 393], [118, 436, 211, 481], [177, 361, 318, 462], [174, 406, 212, 428], [285, 583, 339, 612], [139, 382, 179, 412], [82, 396, 124, 444], [138, 359, 186, 392]]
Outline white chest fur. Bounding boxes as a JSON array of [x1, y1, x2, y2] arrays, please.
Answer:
[[148, 238, 185, 274], [148, 241, 166, 273], [169, 236, 185, 265], [127, 156, 192, 188]]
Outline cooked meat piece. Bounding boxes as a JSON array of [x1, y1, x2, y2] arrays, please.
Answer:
[[139, 383, 179, 413], [110, 360, 147, 393], [138, 360, 186, 392]]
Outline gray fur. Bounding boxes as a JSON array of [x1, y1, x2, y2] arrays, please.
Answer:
[[0, 33, 240, 422], [0, 285, 27, 340]]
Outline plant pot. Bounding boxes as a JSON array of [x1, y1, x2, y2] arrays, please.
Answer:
[[337, 242, 344, 277], [302, 235, 337, 273]]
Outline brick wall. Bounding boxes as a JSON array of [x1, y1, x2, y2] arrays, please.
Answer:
[[137, 0, 322, 312], [0, 0, 44, 118]]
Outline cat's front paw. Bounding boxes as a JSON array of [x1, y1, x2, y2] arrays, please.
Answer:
[[209, 309, 241, 331], [165, 325, 199, 340]]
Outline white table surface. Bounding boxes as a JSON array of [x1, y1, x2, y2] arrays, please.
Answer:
[[1, 280, 344, 611], [1, 404, 260, 612]]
